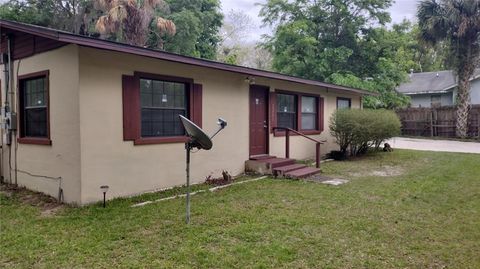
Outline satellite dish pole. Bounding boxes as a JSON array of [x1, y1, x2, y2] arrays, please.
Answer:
[[185, 141, 192, 224], [180, 116, 227, 224]]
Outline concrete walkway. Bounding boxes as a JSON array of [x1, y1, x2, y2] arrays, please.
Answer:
[[387, 137, 480, 154]]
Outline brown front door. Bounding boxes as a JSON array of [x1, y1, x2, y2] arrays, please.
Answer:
[[249, 85, 269, 156]]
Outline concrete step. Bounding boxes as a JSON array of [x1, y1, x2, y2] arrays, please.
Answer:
[[284, 167, 321, 179], [249, 155, 277, 160], [245, 157, 295, 175], [273, 164, 307, 177], [258, 158, 296, 169]]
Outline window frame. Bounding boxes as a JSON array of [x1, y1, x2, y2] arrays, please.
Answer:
[[17, 70, 51, 145], [336, 97, 351, 109], [133, 71, 193, 145], [274, 89, 321, 137]]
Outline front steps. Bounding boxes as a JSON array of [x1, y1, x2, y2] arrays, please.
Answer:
[[245, 155, 320, 179]]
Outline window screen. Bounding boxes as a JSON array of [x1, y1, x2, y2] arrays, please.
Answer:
[[21, 77, 48, 137], [301, 96, 317, 130], [140, 78, 187, 137], [277, 93, 296, 129]]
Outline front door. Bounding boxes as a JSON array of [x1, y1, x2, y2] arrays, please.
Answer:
[[249, 85, 269, 156]]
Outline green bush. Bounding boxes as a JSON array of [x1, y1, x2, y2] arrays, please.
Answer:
[[329, 109, 401, 157]]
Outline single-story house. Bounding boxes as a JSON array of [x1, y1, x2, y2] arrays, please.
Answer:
[[0, 20, 372, 205], [396, 69, 480, 108]]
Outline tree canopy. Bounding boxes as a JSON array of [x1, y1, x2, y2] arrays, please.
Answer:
[[259, 0, 448, 109], [0, 0, 223, 59]]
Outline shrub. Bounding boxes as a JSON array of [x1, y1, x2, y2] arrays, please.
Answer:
[[329, 109, 401, 157]]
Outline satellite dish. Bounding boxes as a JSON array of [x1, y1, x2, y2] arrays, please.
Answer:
[[179, 115, 212, 150], [178, 114, 227, 224]]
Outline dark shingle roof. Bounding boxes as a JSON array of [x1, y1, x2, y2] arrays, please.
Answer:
[[397, 69, 480, 95]]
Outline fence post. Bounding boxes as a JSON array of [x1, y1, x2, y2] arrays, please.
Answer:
[[430, 110, 433, 137]]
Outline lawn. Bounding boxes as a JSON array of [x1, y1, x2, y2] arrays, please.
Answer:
[[1, 149, 480, 268]]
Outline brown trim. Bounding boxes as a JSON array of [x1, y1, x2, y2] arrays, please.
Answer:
[[17, 70, 51, 145], [319, 97, 325, 132], [0, 19, 376, 96], [134, 71, 194, 85], [336, 97, 352, 109], [134, 136, 189, 145], [192, 84, 203, 128], [18, 137, 52, 145], [131, 71, 195, 145], [273, 89, 323, 136], [122, 75, 137, 141]]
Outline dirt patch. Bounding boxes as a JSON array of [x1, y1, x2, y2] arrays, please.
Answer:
[[1, 184, 64, 217], [349, 165, 404, 178]]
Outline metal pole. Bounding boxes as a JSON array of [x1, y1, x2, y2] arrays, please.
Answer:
[[316, 143, 320, 168], [185, 143, 191, 224], [103, 192, 106, 208]]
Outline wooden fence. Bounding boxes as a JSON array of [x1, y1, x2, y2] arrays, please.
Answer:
[[395, 105, 480, 138]]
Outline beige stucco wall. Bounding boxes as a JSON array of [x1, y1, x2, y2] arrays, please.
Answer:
[[78, 46, 361, 204], [1, 44, 362, 204], [1, 45, 81, 204]]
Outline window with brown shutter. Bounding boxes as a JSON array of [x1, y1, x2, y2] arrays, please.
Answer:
[[122, 72, 202, 145], [271, 90, 325, 136]]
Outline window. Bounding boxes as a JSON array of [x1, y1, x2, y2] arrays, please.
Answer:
[[140, 78, 187, 137], [337, 97, 351, 109], [19, 71, 50, 145], [277, 93, 297, 129], [301, 96, 317, 130], [431, 95, 441, 107], [274, 91, 323, 135]]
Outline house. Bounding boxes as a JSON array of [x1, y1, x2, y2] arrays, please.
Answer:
[[396, 69, 480, 108], [0, 20, 372, 205]]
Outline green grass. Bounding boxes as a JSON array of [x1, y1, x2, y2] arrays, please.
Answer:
[[1, 150, 480, 268]]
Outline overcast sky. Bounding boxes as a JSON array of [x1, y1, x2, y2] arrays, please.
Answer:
[[221, 0, 419, 41]]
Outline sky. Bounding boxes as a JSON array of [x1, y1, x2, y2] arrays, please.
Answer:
[[220, 0, 419, 41]]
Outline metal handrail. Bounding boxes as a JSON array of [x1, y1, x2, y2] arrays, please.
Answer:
[[272, 127, 326, 168]]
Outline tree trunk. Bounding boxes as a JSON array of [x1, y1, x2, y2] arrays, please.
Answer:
[[455, 75, 471, 138]]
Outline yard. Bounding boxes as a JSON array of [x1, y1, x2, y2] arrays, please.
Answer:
[[1, 149, 480, 268]]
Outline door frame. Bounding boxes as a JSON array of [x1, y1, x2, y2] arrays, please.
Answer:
[[249, 84, 270, 156]]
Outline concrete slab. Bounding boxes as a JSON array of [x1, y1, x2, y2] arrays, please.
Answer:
[[387, 137, 480, 154]]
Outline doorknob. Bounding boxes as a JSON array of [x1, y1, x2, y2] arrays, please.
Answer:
[[263, 121, 268, 128]]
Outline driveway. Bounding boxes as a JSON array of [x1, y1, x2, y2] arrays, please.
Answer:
[[387, 137, 480, 154]]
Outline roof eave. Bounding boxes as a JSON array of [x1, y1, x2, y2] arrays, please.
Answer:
[[0, 19, 377, 96]]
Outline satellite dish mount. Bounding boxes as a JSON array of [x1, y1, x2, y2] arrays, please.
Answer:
[[179, 115, 227, 224]]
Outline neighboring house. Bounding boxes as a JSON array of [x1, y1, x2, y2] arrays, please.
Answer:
[[397, 69, 480, 108], [0, 20, 372, 205]]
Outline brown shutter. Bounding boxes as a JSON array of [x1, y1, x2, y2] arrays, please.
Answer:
[[191, 83, 203, 127], [269, 92, 277, 133], [319, 97, 325, 132], [122, 75, 139, 140]]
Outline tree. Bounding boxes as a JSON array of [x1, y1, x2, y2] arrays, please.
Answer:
[[94, 0, 175, 47], [158, 0, 223, 59], [0, 0, 90, 34], [216, 10, 272, 69], [260, 0, 393, 81], [0, 0, 223, 59], [418, 0, 480, 137]]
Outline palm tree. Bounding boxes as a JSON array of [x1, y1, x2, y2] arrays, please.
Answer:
[[418, 0, 480, 137], [94, 0, 176, 47]]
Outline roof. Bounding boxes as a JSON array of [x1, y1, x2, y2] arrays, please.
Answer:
[[397, 69, 480, 95], [0, 19, 375, 96]]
